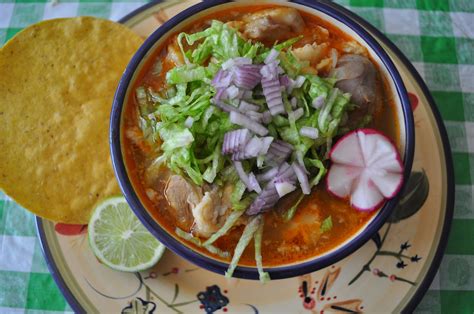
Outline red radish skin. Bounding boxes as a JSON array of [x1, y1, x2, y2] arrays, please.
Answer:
[[327, 129, 404, 211]]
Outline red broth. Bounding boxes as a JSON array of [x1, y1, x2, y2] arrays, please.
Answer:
[[122, 5, 400, 266]]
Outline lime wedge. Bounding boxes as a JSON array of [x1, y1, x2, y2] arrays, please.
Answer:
[[88, 196, 165, 272]]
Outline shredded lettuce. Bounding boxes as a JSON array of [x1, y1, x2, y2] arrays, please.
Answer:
[[166, 64, 216, 84], [202, 145, 222, 183], [179, 20, 264, 65], [225, 215, 262, 279], [306, 158, 327, 187], [232, 195, 255, 211], [279, 50, 306, 78], [320, 216, 333, 233], [254, 218, 270, 283], [204, 210, 245, 246], [231, 180, 247, 207], [255, 35, 303, 63], [160, 127, 194, 151], [283, 193, 305, 222], [175, 228, 230, 259]]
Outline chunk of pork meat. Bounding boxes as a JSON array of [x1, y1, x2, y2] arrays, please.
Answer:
[[293, 43, 329, 66], [165, 175, 202, 228], [165, 175, 233, 238], [191, 185, 233, 237], [333, 54, 382, 127], [243, 8, 305, 42]]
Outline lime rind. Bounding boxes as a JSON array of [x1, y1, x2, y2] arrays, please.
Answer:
[[88, 196, 165, 272]]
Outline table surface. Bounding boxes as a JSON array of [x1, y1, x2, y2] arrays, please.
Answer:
[[0, 0, 473, 313]]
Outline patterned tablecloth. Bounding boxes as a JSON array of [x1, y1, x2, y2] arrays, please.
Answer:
[[0, 0, 473, 313]]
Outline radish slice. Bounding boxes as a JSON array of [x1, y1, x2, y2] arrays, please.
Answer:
[[327, 129, 404, 211]]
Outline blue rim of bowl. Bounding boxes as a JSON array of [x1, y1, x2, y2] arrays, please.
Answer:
[[110, 0, 415, 281], [33, 0, 455, 312]]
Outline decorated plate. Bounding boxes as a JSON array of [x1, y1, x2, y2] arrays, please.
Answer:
[[36, 1, 454, 312]]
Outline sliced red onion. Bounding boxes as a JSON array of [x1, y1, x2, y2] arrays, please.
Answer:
[[214, 88, 228, 101], [262, 76, 284, 116], [260, 61, 279, 80], [233, 161, 250, 188], [293, 108, 304, 121], [294, 76, 306, 89], [312, 95, 325, 109], [222, 57, 252, 70], [292, 162, 311, 194], [269, 105, 285, 116], [226, 85, 240, 100], [246, 111, 263, 122], [222, 129, 251, 155], [265, 140, 293, 165], [279, 75, 291, 88], [233, 136, 273, 160], [212, 100, 239, 113], [245, 137, 263, 157], [243, 90, 253, 100], [256, 167, 279, 182], [290, 97, 298, 109], [275, 162, 297, 182], [248, 173, 262, 194], [260, 137, 274, 155], [261, 79, 281, 107], [184, 116, 194, 128], [275, 180, 296, 198], [246, 181, 279, 215], [296, 151, 309, 174], [262, 111, 272, 124], [272, 140, 294, 155], [265, 49, 280, 64], [239, 101, 260, 112], [234, 64, 262, 90], [277, 162, 291, 173], [300, 126, 319, 139], [212, 70, 233, 89], [229, 111, 269, 136], [233, 136, 261, 160], [290, 108, 304, 121]]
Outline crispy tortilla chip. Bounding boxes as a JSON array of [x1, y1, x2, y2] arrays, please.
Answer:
[[0, 17, 143, 223]]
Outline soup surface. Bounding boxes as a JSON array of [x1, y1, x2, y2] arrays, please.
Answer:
[[122, 5, 400, 269]]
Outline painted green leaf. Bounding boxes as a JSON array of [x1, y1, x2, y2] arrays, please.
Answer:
[[388, 170, 429, 223]]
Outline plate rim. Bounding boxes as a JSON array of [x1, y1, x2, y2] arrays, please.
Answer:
[[324, 2, 455, 312], [35, 0, 455, 312], [36, 218, 87, 313]]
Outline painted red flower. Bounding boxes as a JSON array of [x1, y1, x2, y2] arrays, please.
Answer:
[[303, 297, 316, 310], [408, 92, 419, 111], [55, 223, 87, 236]]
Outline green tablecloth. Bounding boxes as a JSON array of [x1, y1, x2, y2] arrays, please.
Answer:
[[0, 0, 473, 312]]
